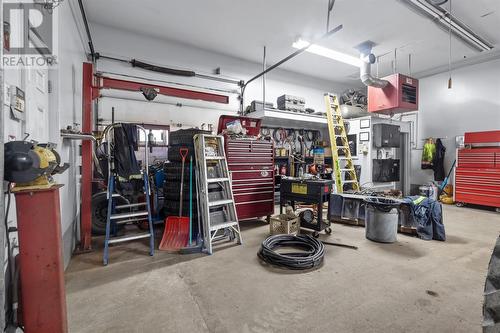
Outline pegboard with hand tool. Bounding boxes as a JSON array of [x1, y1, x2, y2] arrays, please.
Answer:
[[260, 126, 330, 180]]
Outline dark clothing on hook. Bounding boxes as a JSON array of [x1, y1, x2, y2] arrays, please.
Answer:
[[113, 123, 140, 179], [433, 138, 446, 181]]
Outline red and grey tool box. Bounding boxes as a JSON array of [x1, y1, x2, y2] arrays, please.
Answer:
[[454, 130, 500, 209], [218, 116, 275, 221]]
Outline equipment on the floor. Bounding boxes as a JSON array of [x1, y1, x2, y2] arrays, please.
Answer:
[[454, 131, 500, 211], [160, 148, 191, 251], [4, 140, 69, 191], [364, 197, 400, 243], [279, 177, 334, 237], [324, 93, 360, 193], [102, 124, 155, 265], [218, 116, 274, 222], [258, 234, 325, 270], [194, 134, 242, 254]]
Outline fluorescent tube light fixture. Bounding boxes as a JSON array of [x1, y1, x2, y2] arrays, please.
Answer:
[[292, 39, 362, 67]]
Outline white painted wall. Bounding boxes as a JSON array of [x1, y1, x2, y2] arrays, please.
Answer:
[[410, 58, 500, 186], [2, 1, 87, 268], [90, 23, 360, 130]]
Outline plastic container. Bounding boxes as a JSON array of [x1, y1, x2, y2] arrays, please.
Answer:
[[364, 197, 400, 243], [269, 214, 299, 235]]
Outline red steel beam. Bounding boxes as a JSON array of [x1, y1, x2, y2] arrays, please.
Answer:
[[80, 62, 94, 252], [97, 76, 229, 104]]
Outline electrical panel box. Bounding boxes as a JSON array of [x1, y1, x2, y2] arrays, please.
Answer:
[[373, 123, 400, 148], [368, 73, 418, 114], [372, 159, 400, 182]]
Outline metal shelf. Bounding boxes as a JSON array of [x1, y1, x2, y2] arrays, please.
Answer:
[[249, 108, 327, 129]]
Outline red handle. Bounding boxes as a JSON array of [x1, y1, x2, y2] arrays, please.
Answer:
[[180, 147, 189, 162]]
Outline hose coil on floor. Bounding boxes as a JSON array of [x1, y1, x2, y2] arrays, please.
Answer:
[[258, 234, 325, 270]]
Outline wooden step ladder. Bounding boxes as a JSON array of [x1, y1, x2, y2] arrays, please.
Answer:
[[324, 93, 360, 193]]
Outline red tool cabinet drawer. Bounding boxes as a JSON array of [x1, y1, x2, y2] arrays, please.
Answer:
[[458, 149, 497, 168], [455, 168, 500, 208], [224, 138, 275, 220]]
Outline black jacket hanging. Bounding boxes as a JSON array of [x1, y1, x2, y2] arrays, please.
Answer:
[[113, 124, 140, 179], [433, 138, 446, 181]]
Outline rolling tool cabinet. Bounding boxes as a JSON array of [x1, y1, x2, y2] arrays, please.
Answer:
[[455, 130, 500, 210], [218, 116, 275, 221], [279, 177, 334, 237]]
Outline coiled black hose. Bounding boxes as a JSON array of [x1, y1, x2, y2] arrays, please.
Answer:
[[258, 235, 325, 270]]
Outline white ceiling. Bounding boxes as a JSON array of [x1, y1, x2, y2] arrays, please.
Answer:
[[84, 0, 500, 84]]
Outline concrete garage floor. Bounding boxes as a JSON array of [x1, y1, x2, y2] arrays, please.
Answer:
[[66, 205, 499, 333]]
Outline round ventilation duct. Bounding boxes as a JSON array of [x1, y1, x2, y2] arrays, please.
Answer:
[[426, 0, 448, 5]]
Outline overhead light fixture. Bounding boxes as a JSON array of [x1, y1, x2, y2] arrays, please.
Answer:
[[401, 0, 493, 52], [292, 39, 362, 67]]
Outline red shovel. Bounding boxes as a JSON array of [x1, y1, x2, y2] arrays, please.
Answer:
[[159, 148, 190, 251]]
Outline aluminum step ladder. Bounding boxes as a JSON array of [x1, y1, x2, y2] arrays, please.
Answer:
[[194, 134, 242, 254], [325, 93, 360, 193], [102, 123, 155, 265]]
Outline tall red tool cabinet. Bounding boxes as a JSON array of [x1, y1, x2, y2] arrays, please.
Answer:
[[455, 130, 500, 209], [218, 116, 275, 221]]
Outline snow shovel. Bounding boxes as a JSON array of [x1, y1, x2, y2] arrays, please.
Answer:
[[180, 156, 203, 254], [159, 148, 190, 251]]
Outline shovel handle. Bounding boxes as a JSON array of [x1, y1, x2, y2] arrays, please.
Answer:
[[180, 147, 189, 162]]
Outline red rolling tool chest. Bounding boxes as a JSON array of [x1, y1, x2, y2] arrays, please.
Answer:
[[455, 130, 500, 209], [218, 116, 275, 221]]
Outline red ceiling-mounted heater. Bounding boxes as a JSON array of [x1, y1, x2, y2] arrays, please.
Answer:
[[368, 73, 419, 115], [357, 41, 419, 115]]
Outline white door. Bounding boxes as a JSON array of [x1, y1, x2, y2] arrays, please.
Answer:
[[25, 67, 49, 142]]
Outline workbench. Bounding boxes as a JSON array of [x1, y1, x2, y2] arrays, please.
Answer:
[[279, 177, 334, 237]]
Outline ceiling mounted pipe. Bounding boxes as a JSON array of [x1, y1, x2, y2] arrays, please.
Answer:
[[359, 52, 389, 88], [426, 0, 448, 5]]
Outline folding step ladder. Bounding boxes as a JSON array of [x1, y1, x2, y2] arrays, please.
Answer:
[[102, 124, 155, 265], [194, 134, 242, 254], [324, 93, 360, 193]]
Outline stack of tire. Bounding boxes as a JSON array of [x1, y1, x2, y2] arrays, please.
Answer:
[[163, 128, 210, 236]]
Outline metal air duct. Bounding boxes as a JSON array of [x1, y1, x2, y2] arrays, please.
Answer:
[[360, 52, 389, 88]]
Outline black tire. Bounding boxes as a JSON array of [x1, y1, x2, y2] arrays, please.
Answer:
[[483, 236, 500, 331], [164, 163, 191, 181], [325, 227, 332, 234], [169, 129, 210, 146], [91, 192, 128, 235], [168, 145, 196, 162]]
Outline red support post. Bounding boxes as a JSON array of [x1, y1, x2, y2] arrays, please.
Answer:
[[80, 62, 94, 251]]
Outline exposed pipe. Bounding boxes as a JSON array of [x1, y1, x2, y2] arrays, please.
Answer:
[[359, 52, 389, 88], [240, 24, 343, 113], [97, 54, 241, 86], [77, 0, 96, 60]]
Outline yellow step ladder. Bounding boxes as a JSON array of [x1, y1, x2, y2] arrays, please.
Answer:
[[324, 93, 360, 193]]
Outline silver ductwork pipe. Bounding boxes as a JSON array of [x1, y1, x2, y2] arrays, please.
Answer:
[[360, 53, 389, 88]]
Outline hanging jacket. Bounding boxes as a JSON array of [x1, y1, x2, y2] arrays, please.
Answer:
[[433, 138, 446, 181], [113, 124, 140, 179], [421, 138, 436, 169]]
